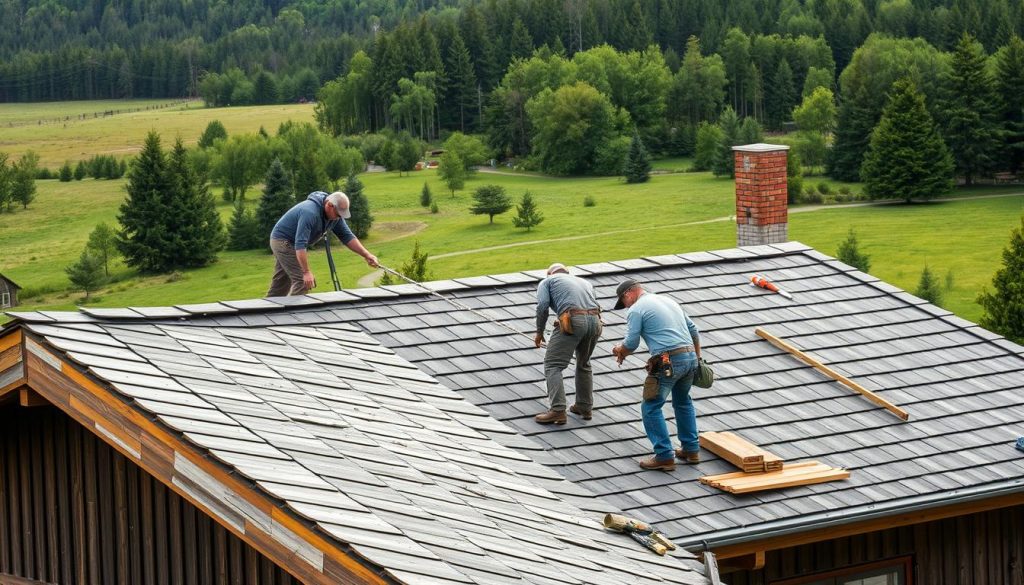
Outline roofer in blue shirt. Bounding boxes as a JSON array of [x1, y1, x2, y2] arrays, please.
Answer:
[[611, 278, 703, 471], [267, 191, 378, 297], [533, 263, 603, 425]]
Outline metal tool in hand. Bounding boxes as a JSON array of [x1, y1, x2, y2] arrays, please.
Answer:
[[323, 233, 343, 291], [377, 264, 544, 347]]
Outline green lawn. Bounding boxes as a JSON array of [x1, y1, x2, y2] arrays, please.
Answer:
[[3, 168, 1020, 326], [0, 100, 315, 169]]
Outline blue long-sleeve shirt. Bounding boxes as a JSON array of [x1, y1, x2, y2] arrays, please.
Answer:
[[270, 191, 355, 250], [535, 273, 600, 334], [623, 292, 700, 355]]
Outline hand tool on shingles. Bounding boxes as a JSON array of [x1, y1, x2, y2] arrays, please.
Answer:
[[603, 513, 677, 556], [377, 264, 545, 347], [750, 274, 793, 299]]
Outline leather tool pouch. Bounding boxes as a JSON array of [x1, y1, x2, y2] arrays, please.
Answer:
[[643, 375, 659, 401], [558, 312, 574, 335]]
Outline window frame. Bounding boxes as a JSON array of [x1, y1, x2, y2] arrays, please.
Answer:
[[771, 556, 914, 585], [0, 291, 9, 308]]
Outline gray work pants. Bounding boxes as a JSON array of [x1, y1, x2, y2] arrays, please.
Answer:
[[267, 239, 308, 297], [544, 314, 602, 411]]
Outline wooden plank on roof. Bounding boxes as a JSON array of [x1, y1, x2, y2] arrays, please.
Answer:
[[700, 460, 849, 494], [698, 431, 784, 473], [755, 327, 910, 421]]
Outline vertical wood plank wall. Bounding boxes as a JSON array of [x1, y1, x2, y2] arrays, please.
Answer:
[[0, 405, 302, 585], [725, 504, 1024, 585]]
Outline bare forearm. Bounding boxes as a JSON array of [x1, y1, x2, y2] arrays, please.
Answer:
[[295, 249, 311, 273], [345, 238, 378, 266]]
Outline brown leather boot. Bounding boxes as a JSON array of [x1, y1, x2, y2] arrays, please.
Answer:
[[534, 410, 567, 425], [675, 449, 700, 464], [638, 456, 676, 471], [569, 404, 592, 420]]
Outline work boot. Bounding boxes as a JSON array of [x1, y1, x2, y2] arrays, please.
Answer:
[[638, 457, 676, 471], [534, 410, 567, 425], [569, 404, 592, 420], [675, 449, 700, 464]]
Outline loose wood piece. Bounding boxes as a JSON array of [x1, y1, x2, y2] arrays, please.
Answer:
[[701, 460, 849, 494], [755, 327, 910, 421], [699, 431, 784, 473]]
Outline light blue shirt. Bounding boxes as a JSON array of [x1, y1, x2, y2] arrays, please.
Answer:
[[535, 273, 599, 334], [623, 292, 700, 355]]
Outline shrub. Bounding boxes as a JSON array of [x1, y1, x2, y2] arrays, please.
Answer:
[[816, 182, 832, 195], [583, 195, 596, 207]]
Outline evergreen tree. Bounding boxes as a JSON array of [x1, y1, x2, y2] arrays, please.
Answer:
[[86, 222, 119, 276], [915, 265, 943, 305], [292, 149, 326, 203], [977, 216, 1024, 344], [836, 228, 871, 272], [712, 107, 741, 177], [944, 33, 1001, 185], [198, 120, 227, 148], [470, 184, 512, 223], [512, 191, 544, 231], [65, 249, 105, 301], [420, 182, 432, 207], [625, 131, 652, 183], [829, 86, 879, 182], [73, 160, 87, 180], [861, 79, 953, 202], [59, 161, 73, 182], [693, 122, 723, 172], [510, 18, 534, 60], [11, 154, 37, 209], [226, 200, 261, 250], [256, 159, 293, 245], [379, 241, 431, 285], [766, 61, 796, 129], [445, 33, 479, 132], [995, 35, 1024, 173], [345, 174, 373, 239], [166, 139, 224, 267]]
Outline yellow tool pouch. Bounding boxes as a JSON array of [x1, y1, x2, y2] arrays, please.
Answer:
[[558, 312, 574, 335], [643, 375, 659, 401]]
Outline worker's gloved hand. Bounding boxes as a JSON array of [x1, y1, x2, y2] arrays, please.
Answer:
[[303, 271, 316, 291], [365, 253, 379, 268], [534, 333, 544, 348]]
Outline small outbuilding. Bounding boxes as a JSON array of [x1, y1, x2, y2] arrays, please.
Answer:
[[0, 274, 19, 309]]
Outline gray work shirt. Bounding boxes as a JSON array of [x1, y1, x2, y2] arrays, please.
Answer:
[[535, 273, 600, 334]]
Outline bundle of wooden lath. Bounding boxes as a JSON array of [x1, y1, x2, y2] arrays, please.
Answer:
[[699, 431, 849, 494]]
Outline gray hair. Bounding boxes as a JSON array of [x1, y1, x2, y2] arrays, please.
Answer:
[[326, 191, 349, 212]]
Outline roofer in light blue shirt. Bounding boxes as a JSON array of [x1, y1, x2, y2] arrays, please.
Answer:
[[533, 263, 603, 425], [611, 278, 703, 472], [267, 191, 378, 297]]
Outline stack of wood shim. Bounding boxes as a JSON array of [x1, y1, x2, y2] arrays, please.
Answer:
[[699, 461, 850, 494], [699, 431, 784, 473]]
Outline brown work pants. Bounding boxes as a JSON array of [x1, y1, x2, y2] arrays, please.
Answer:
[[267, 239, 308, 297]]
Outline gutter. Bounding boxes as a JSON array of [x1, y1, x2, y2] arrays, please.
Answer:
[[678, 478, 1024, 550]]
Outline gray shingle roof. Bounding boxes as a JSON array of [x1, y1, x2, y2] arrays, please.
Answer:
[[8, 241, 1024, 556], [11, 315, 707, 584]]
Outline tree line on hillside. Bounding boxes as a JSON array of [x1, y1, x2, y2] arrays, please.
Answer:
[[4, 0, 1024, 102]]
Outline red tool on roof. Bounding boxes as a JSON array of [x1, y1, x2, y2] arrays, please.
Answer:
[[750, 274, 793, 300]]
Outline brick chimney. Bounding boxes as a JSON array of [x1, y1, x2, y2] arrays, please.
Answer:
[[733, 143, 789, 247]]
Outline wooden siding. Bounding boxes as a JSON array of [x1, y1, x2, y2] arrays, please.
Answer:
[[725, 504, 1024, 585], [0, 405, 302, 585]]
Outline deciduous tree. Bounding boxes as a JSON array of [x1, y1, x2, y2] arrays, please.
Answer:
[[65, 249, 105, 301], [470, 184, 512, 223], [86, 223, 119, 276]]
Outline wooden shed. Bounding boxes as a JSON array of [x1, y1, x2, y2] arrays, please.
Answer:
[[0, 275, 19, 309]]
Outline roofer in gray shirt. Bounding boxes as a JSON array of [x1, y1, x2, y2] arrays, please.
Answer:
[[267, 191, 378, 297], [533, 263, 603, 425]]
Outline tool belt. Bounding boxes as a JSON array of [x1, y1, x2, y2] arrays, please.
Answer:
[[557, 307, 600, 335]]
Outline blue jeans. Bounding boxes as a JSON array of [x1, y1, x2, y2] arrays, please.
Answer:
[[641, 353, 699, 460]]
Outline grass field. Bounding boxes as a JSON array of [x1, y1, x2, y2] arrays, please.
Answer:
[[0, 100, 315, 169], [2, 166, 1021, 324]]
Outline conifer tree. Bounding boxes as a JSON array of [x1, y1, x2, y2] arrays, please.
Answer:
[[198, 120, 227, 148], [446, 33, 478, 132], [470, 184, 512, 223], [625, 132, 652, 184], [766, 61, 796, 129], [712, 107, 741, 177], [915, 265, 943, 306], [74, 160, 88, 180], [227, 200, 259, 250], [166, 139, 224, 267], [512, 191, 544, 231], [420, 182, 432, 207], [944, 33, 1001, 185], [65, 249, 105, 301], [995, 35, 1024, 174], [861, 79, 953, 202], [256, 159, 293, 245], [836, 228, 871, 273], [118, 131, 173, 272], [59, 161, 73, 182], [345, 174, 374, 239], [829, 86, 878, 182], [977, 216, 1024, 344]]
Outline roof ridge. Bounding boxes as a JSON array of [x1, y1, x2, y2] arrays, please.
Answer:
[[4, 243, 807, 326]]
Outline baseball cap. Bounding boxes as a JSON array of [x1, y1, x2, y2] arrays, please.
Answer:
[[546, 262, 568, 275], [327, 191, 352, 219], [613, 278, 639, 310]]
